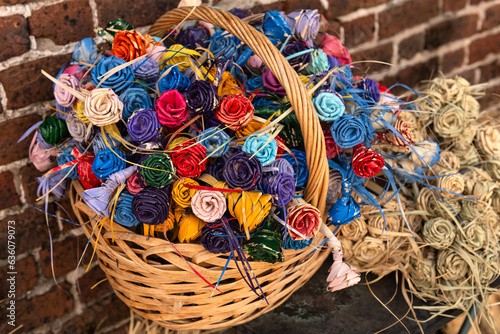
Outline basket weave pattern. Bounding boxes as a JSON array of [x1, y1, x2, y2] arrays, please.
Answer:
[[71, 7, 330, 330]]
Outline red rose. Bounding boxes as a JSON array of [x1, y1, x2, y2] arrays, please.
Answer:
[[111, 30, 148, 62], [275, 135, 285, 158], [155, 89, 188, 129], [384, 119, 413, 149], [170, 140, 207, 178], [286, 203, 321, 240], [352, 144, 385, 178], [215, 94, 254, 131], [77, 154, 103, 189], [323, 128, 342, 159]]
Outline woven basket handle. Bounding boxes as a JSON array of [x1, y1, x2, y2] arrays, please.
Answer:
[[149, 6, 329, 215]]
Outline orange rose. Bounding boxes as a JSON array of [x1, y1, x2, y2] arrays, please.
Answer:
[[112, 30, 148, 61]]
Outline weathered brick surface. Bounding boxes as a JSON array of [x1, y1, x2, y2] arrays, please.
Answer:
[[15, 283, 74, 331], [96, 0, 177, 28], [442, 48, 465, 74], [0, 53, 72, 109], [469, 32, 500, 64], [0, 256, 38, 297], [343, 15, 375, 47], [479, 84, 500, 110], [480, 59, 500, 82], [0, 15, 30, 62], [0, 171, 22, 210], [0, 114, 42, 165], [470, 0, 495, 4], [77, 265, 112, 304], [0, 208, 59, 258], [0, 0, 37, 5], [60, 293, 129, 333], [399, 32, 425, 60], [351, 42, 393, 73], [482, 4, 500, 31], [383, 57, 439, 94], [327, 0, 386, 18], [28, 0, 94, 45], [425, 15, 478, 50], [443, 0, 467, 12], [40, 235, 86, 278], [379, 0, 440, 40], [456, 69, 477, 85]]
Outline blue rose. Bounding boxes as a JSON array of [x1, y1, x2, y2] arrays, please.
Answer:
[[330, 114, 366, 149], [282, 149, 309, 188], [209, 32, 237, 60], [331, 65, 353, 91], [313, 91, 345, 122], [90, 55, 134, 93], [157, 65, 191, 94], [263, 10, 292, 44], [242, 133, 278, 166], [92, 132, 122, 154], [198, 127, 230, 158], [73, 37, 99, 65], [114, 190, 140, 227], [131, 58, 160, 83], [246, 77, 263, 91], [57, 149, 79, 179], [119, 87, 152, 121], [92, 148, 126, 179]]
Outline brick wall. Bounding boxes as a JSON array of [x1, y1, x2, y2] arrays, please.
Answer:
[[0, 0, 499, 332]]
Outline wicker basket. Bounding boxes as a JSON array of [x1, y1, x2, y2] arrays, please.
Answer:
[[70, 6, 330, 330]]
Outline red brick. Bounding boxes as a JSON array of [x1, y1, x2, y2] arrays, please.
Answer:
[[60, 293, 129, 333], [250, 2, 285, 13], [469, 32, 500, 64], [0, 256, 38, 297], [480, 84, 500, 110], [96, 0, 177, 28], [480, 59, 500, 83], [327, 0, 387, 19], [28, 0, 94, 45], [0, 53, 72, 109], [0, 114, 42, 165], [351, 42, 393, 74], [40, 235, 89, 278], [470, 0, 495, 4], [456, 69, 477, 85], [283, 0, 327, 15], [20, 163, 41, 205], [0, 15, 30, 62], [342, 15, 375, 47], [425, 15, 478, 50], [379, 0, 440, 40], [76, 265, 113, 304], [0, 208, 60, 259], [383, 57, 439, 94], [399, 32, 425, 60], [0, 0, 37, 5], [443, 0, 467, 12], [442, 48, 465, 74], [0, 171, 22, 210], [483, 4, 500, 31], [15, 283, 74, 331]]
